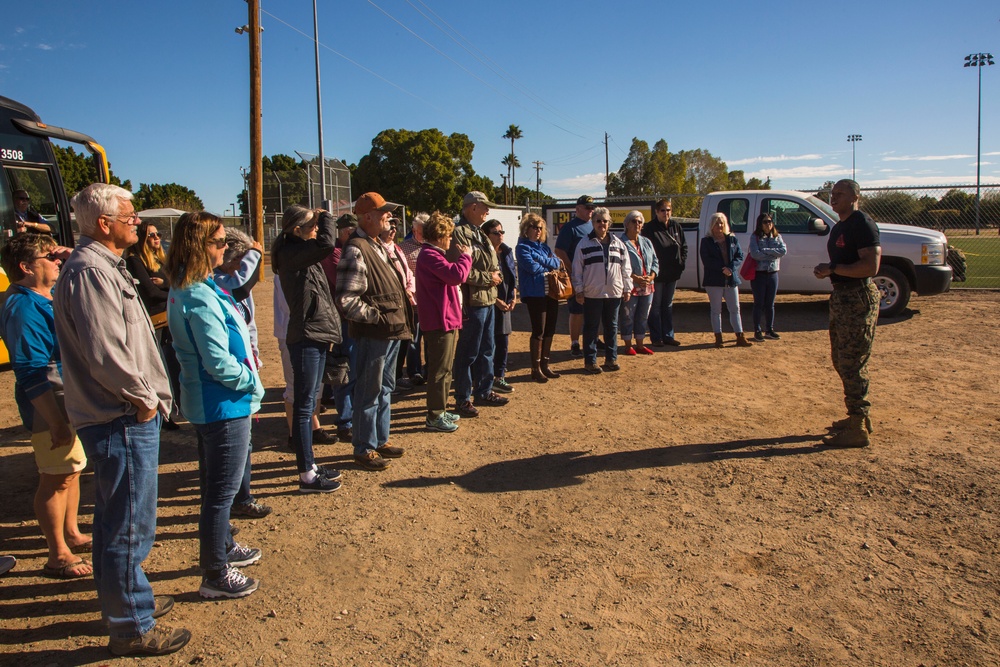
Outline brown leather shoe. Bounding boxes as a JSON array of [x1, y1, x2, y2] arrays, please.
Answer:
[[354, 451, 391, 471], [375, 444, 404, 459], [108, 624, 191, 657]]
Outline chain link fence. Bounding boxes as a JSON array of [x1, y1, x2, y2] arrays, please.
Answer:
[[842, 184, 998, 289]]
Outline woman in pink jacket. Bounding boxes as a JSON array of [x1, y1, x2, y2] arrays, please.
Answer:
[[415, 212, 472, 433]]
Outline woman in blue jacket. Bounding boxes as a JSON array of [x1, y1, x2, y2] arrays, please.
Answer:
[[748, 213, 788, 341], [165, 212, 265, 600], [515, 213, 563, 383], [699, 213, 752, 348]]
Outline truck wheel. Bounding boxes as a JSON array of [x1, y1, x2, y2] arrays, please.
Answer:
[[874, 266, 910, 317]]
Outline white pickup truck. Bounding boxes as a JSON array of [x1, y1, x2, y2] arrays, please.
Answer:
[[676, 190, 952, 317]]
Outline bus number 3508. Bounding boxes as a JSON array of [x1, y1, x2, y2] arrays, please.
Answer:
[[0, 148, 25, 160]]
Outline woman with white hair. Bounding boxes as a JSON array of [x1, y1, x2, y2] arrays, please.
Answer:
[[699, 212, 752, 348], [618, 210, 658, 355]]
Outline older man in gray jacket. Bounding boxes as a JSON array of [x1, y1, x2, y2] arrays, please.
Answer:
[[53, 183, 190, 657]]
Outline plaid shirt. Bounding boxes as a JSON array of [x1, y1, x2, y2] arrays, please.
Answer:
[[335, 228, 390, 325]]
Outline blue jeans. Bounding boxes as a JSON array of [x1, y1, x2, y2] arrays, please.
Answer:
[[232, 433, 254, 507], [648, 280, 677, 342], [751, 272, 779, 332], [706, 285, 744, 334], [619, 292, 653, 342], [195, 417, 249, 573], [77, 414, 161, 639], [453, 305, 495, 402], [583, 297, 621, 365], [289, 340, 327, 473], [333, 324, 355, 429], [352, 337, 399, 456]]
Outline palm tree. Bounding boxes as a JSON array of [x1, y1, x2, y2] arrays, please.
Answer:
[[502, 153, 520, 205], [502, 124, 523, 190]]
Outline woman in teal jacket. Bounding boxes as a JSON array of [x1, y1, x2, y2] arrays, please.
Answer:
[[166, 212, 264, 601]]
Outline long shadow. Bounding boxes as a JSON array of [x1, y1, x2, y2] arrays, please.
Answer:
[[385, 434, 825, 493], [0, 645, 111, 665]]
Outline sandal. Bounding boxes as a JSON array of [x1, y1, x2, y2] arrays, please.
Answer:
[[69, 540, 93, 554], [43, 558, 92, 579]]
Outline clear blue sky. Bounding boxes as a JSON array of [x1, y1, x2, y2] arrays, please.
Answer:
[[3, 0, 998, 212]]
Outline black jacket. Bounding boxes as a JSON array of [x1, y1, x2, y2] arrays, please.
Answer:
[[274, 211, 342, 346], [641, 217, 687, 282]]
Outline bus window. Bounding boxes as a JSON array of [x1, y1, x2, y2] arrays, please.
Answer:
[[4, 165, 62, 244]]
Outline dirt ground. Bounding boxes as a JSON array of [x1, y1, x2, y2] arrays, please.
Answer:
[[1, 280, 999, 667]]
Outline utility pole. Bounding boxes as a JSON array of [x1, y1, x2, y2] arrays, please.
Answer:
[[533, 161, 544, 210], [604, 132, 609, 197], [501, 174, 509, 205], [248, 0, 263, 253]]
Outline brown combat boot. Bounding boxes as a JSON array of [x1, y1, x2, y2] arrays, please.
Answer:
[[735, 333, 753, 347], [822, 415, 871, 448], [830, 414, 874, 434], [714, 332, 724, 348], [540, 337, 560, 379]]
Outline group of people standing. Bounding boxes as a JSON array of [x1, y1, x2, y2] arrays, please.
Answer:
[[0, 178, 882, 657]]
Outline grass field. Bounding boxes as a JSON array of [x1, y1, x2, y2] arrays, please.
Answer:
[[948, 234, 1000, 288]]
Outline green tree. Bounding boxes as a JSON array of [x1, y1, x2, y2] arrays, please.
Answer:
[[861, 191, 924, 225], [52, 144, 131, 199], [133, 183, 204, 212], [354, 128, 487, 213], [502, 124, 523, 189]]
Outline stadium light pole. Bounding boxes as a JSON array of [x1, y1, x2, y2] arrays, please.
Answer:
[[965, 52, 994, 235], [847, 134, 862, 181]]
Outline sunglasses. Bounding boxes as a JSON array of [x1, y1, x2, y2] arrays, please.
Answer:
[[489, 229, 505, 235], [147, 232, 161, 239], [33, 252, 59, 262], [207, 238, 229, 249]]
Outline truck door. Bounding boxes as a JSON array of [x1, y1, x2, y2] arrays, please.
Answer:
[[758, 196, 831, 292]]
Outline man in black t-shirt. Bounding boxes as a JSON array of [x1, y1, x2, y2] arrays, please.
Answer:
[[813, 179, 882, 448]]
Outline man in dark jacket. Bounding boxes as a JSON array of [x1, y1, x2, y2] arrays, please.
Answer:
[[642, 198, 687, 346]]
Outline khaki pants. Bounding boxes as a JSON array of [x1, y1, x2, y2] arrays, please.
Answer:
[[424, 329, 457, 420]]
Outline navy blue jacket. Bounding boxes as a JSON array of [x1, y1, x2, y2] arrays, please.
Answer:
[[700, 235, 744, 288]]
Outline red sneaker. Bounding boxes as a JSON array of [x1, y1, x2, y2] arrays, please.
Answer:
[[625, 346, 637, 356], [637, 346, 654, 355]]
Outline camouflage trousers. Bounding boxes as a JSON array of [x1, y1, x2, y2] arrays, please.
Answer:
[[829, 281, 879, 417]]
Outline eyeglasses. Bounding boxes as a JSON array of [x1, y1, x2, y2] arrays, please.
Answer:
[[33, 252, 59, 262], [107, 212, 140, 225], [207, 238, 229, 249], [594, 219, 611, 224], [489, 229, 505, 236], [147, 232, 161, 239]]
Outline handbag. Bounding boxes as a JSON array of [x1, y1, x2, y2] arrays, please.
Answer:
[[149, 311, 168, 330], [545, 269, 573, 301], [739, 247, 757, 282], [323, 351, 351, 388]]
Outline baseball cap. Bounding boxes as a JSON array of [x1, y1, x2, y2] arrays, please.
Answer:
[[463, 191, 496, 208], [354, 192, 400, 217], [576, 195, 595, 207], [336, 213, 358, 229]]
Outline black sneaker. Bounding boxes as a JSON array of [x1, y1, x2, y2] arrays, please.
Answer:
[[312, 428, 335, 444], [570, 342, 583, 358], [108, 624, 192, 656], [315, 465, 342, 481], [765, 330, 781, 340], [299, 475, 342, 493], [336, 426, 353, 442], [199, 566, 258, 599], [663, 337, 681, 347], [226, 542, 262, 567], [476, 391, 509, 407], [754, 331, 765, 342], [410, 373, 426, 386], [231, 500, 272, 519]]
